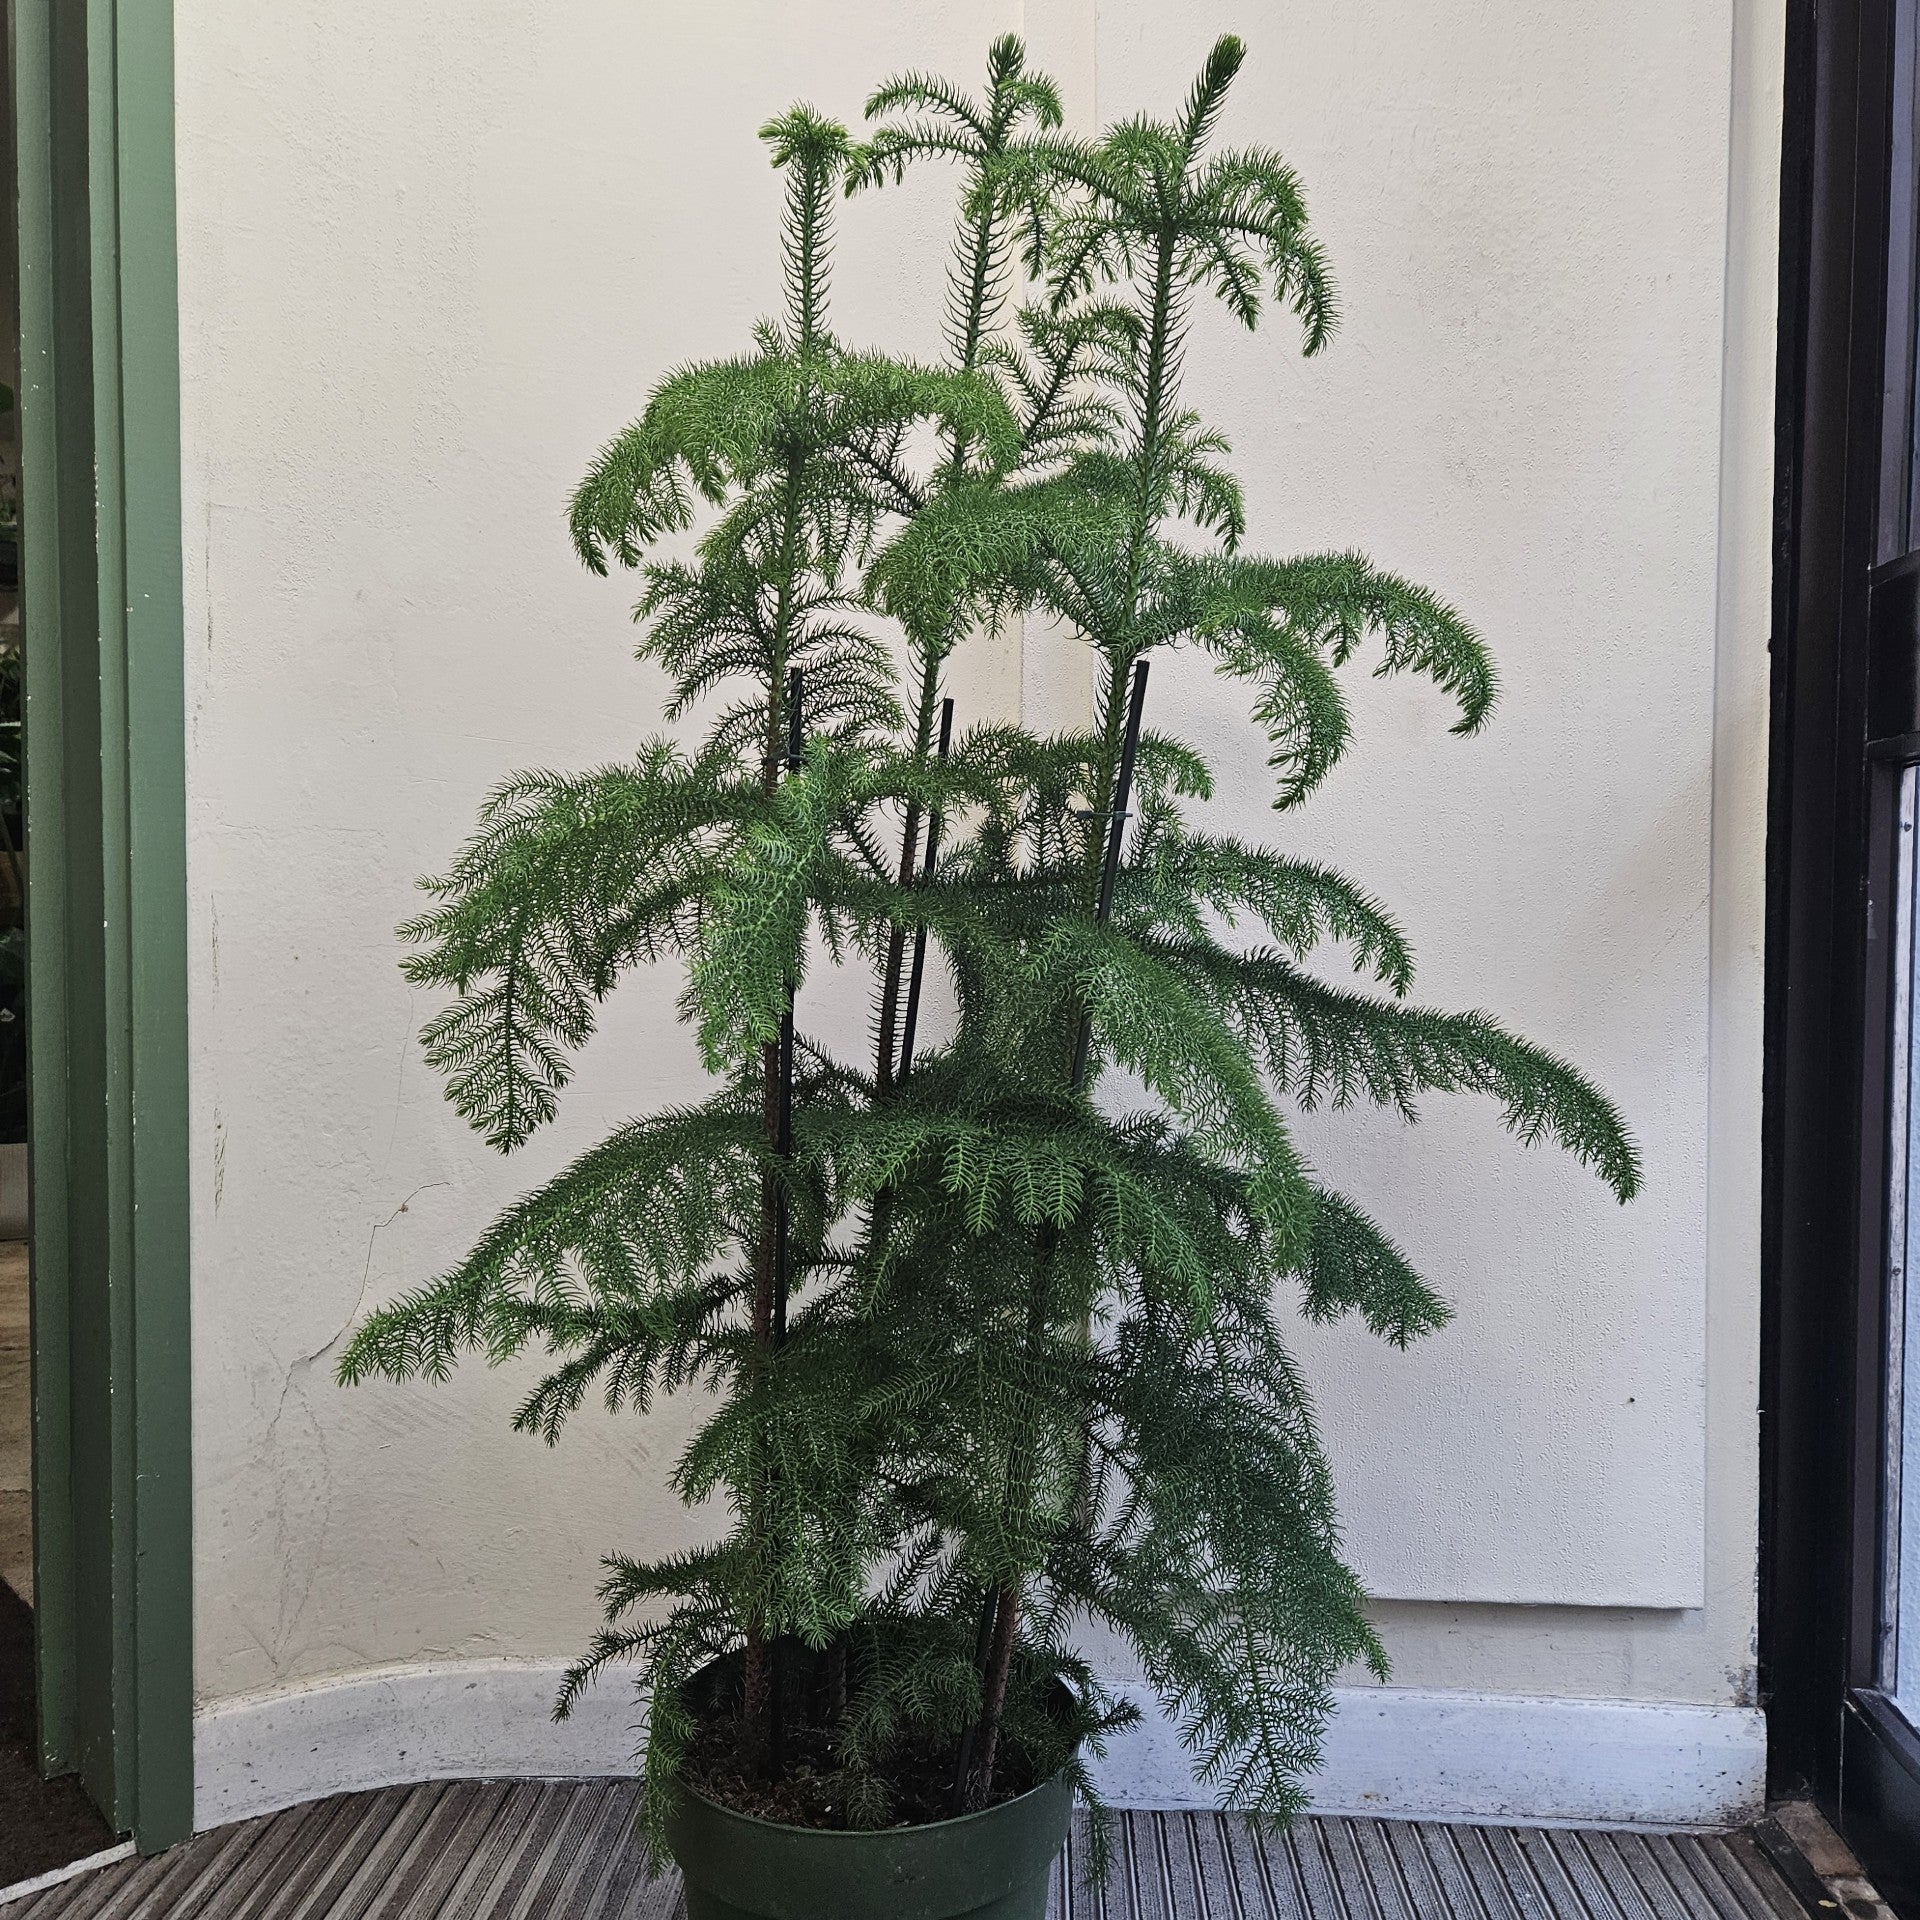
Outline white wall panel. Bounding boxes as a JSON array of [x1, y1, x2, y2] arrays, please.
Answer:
[[174, 0, 1769, 1728], [1092, 0, 1731, 1605]]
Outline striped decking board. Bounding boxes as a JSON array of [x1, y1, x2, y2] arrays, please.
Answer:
[[1, 1782, 1813, 1920]]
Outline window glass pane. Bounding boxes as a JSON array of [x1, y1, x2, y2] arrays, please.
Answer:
[[1888, 769, 1920, 1720]]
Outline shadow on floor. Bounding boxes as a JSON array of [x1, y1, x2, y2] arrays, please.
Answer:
[[0, 1580, 113, 1887], [0, 1230, 115, 1889]]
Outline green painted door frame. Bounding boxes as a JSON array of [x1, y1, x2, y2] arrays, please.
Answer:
[[15, 0, 193, 1853]]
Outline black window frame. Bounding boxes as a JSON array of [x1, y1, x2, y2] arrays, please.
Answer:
[[1764, 3, 1920, 1908]]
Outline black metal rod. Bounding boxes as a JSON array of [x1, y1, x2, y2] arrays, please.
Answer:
[[785, 666, 805, 773], [768, 666, 803, 1779], [896, 697, 955, 1085], [774, 664, 802, 1347], [1068, 658, 1150, 1091], [948, 1585, 998, 1814]]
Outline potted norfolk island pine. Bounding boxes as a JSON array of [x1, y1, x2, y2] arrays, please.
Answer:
[[340, 36, 1638, 1920]]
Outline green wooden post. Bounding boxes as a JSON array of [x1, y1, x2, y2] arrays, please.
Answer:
[[110, 0, 194, 1852], [17, 0, 194, 1852]]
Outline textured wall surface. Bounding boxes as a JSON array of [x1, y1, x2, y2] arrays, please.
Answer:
[[1100, 1, 1729, 1612], [174, 0, 1777, 1726]]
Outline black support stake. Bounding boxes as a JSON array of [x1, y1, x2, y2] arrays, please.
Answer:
[[774, 666, 803, 1347], [896, 697, 955, 1085], [1068, 658, 1150, 1092], [769, 665, 803, 1778]]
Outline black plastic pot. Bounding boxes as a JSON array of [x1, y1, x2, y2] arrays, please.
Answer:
[[664, 1764, 1073, 1920]]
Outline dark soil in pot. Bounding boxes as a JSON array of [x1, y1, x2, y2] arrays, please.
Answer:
[[664, 1639, 1079, 1920], [680, 1639, 1057, 1830]]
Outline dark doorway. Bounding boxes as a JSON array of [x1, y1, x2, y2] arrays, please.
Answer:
[[1764, 1, 1920, 1910]]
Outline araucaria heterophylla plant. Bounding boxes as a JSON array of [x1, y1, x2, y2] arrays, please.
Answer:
[[340, 34, 1639, 1858]]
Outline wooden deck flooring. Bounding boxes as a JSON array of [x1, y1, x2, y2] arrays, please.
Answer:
[[1, 1779, 1813, 1920]]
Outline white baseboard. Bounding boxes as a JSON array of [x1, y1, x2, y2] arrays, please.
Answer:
[[1091, 1681, 1766, 1831], [193, 1660, 1766, 1836], [0, 1842, 136, 1908], [194, 1660, 638, 1831]]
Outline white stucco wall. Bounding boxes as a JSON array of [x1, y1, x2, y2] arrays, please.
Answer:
[[174, 0, 1780, 1823]]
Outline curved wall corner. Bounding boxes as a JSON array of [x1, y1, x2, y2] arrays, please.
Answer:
[[194, 1667, 1765, 1835]]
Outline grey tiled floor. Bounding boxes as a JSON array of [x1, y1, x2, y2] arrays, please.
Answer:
[[0, 1778, 1813, 1919]]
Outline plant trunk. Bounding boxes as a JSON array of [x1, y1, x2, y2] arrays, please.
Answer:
[[961, 665, 1152, 1807], [747, 666, 803, 1780], [744, 1036, 780, 1774], [826, 1635, 848, 1728], [969, 1582, 1022, 1804]]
